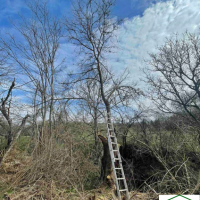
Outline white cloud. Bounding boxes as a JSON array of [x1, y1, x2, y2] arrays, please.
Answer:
[[108, 0, 200, 85]]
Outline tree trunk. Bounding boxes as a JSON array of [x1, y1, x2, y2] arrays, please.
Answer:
[[98, 135, 111, 181], [94, 109, 98, 146], [6, 129, 12, 150], [98, 134, 118, 199]]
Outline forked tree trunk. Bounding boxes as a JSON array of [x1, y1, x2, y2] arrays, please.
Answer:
[[0, 114, 30, 167], [98, 135, 116, 191], [98, 135, 111, 181]]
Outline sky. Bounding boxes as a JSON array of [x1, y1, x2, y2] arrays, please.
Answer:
[[1, 0, 200, 115], [108, 0, 200, 79], [0, 0, 168, 27]]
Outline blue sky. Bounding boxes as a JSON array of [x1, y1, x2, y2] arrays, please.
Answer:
[[113, 0, 168, 19], [1, 0, 200, 113], [0, 0, 167, 28]]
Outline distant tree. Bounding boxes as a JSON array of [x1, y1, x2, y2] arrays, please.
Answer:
[[115, 106, 144, 148], [76, 80, 102, 145], [145, 32, 200, 143]]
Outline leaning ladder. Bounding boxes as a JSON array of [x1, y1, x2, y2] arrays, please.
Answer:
[[106, 113, 130, 200]]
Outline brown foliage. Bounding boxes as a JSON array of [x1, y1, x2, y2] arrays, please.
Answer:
[[15, 126, 99, 191]]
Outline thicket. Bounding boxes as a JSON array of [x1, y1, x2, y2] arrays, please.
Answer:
[[119, 116, 200, 194], [1, 115, 200, 198]]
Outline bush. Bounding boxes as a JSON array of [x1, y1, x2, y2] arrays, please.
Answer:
[[16, 126, 100, 191]]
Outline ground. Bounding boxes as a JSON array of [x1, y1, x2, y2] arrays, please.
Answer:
[[0, 148, 159, 200]]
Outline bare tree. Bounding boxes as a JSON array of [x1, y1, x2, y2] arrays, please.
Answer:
[[65, 1, 142, 193], [0, 0, 63, 139], [115, 107, 144, 148], [65, 0, 141, 122], [0, 48, 13, 80], [0, 80, 29, 166], [0, 80, 15, 149], [76, 80, 102, 145], [145, 32, 200, 143]]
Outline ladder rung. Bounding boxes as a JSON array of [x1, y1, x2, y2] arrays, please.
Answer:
[[117, 178, 125, 180], [119, 189, 128, 192], [114, 159, 122, 163], [110, 135, 115, 138], [113, 150, 118, 152], [115, 168, 122, 169], [111, 142, 117, 145]]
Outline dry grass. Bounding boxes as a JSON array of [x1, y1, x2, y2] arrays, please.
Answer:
[[0, 148, 158, 200], [0, 125, 161, 200], [0, 126, 100, 199], [6, 184, 158, 200]]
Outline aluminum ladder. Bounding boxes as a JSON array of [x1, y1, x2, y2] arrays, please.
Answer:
[[106, 113, 130, 200]]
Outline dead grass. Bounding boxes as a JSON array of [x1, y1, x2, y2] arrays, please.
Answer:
[[0, 144, 159, 200], [6, 184, 158, 200], [0, 157, 158, 200], [0, 126, 160, 200]]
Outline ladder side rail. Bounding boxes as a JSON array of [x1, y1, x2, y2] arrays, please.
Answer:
[[107, 114, 115, 132], [106, 112, 129, 200], [107, 132, 122, 200], [119, 161, 130, 199], [107, 112, 115, 135], [111, 137, 129, 199], [112, 136, 122, 162], [113, 129, 130, 200]]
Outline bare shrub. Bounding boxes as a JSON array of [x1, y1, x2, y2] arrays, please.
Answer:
[[14, 125, 100, 193], [124, 119, 200, 194]]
